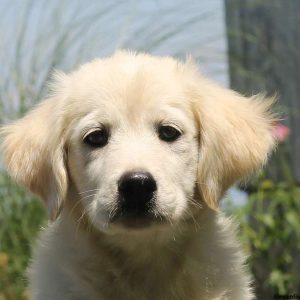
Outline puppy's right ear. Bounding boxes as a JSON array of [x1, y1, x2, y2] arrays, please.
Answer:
[[1, 97, 68, 220]]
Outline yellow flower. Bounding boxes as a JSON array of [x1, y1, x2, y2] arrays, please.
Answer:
[[0, 252, 8, 268], [261, 179, 274, 190]]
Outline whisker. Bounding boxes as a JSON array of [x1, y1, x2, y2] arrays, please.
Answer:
[[75, 209, 88, 237], [67, 197, 88, 223], [194, 180, 209, 187], [189, 200, 203, 210], [186, 195, 203, 210], [184, 209, 201, 231], [79, 188, 102, 195], [108, 206, 118, 222], [79, 193, 98, 201], [67, 193, 98, 222]]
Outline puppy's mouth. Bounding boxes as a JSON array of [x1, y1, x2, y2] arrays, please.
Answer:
[[111, 210, 165, 229]]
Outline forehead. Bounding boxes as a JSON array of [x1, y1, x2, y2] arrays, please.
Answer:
[[63, 53, 195, 123]]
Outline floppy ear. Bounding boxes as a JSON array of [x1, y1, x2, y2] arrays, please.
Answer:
[[192, 79, 277, 210], [1, 97, 68, 220]]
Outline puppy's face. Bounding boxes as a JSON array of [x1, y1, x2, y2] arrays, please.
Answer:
[[66, 61, 199, 231], [1, 52, 276, 233]]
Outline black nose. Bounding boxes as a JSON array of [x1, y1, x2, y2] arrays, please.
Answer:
[[118, 171, 157, 215]]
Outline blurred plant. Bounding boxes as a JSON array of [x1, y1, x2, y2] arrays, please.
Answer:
[[0, 172, 46, 299], [233, 121, 299, 298], [231, 121, 299, 298], [235, 180, 300, 298]]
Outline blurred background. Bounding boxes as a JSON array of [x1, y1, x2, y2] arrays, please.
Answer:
[[0, 0, 299, 299]]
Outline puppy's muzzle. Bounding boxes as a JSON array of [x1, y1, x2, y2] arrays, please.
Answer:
[[117, 171, 156, 218]]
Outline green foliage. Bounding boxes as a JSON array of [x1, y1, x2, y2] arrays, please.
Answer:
[[235, 180, 300, 297], [0, 172, 46, 300]]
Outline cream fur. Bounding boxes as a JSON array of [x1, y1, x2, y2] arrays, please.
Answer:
[[1, 52, 276, 300]]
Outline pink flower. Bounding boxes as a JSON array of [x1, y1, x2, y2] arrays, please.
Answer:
[[272, 122, 290, 142]]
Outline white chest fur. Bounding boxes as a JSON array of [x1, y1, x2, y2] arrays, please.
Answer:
[[28, 209, 253, 300]]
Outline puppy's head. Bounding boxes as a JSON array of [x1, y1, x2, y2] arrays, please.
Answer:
[[1, 52, 276, 232]]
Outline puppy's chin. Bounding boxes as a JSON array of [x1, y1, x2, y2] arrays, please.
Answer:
[[111, 212, 167, 230], [113, 217, 166, 230]]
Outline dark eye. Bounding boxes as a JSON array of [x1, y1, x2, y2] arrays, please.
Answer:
[[83, 129, 109, 148], [158, 125, 181, 142]]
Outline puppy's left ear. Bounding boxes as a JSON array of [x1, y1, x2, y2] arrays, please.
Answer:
[[1, 97, 68, 220], [191, 79, 277, 209]]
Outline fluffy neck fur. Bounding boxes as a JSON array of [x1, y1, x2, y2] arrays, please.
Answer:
[[29, 203, 254, 300]]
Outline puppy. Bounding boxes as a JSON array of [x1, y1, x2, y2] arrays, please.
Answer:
[[1, 52, 276, 300]]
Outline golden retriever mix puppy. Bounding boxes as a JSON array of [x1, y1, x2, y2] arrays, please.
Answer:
[[1, 52, 276, 300]]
